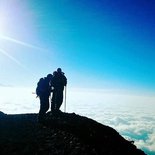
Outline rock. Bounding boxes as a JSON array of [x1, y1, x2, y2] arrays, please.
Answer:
[[0, 111, 146, 155], [0, 111, 6, 118]]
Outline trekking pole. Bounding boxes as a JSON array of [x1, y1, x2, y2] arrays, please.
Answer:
[[64, 86, 67, 112]]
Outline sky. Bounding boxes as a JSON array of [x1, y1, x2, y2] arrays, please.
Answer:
[[0, 1, 155, 154], [0, 0, 155, 93]]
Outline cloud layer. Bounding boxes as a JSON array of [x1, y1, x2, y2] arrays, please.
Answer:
[[0, 87, 155, 155]]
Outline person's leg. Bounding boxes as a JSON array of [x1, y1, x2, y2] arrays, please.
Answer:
[[38, 95, 49, 122], [38, 97, 45, 122], [51, 91, 56, 112], [44, 96, 49, 113], [56, 90, 63, 110]]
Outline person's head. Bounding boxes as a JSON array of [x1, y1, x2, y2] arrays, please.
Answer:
[[47, 74, 53, 81], [53, 71, 57, 76], [57, 68, 62, 73]]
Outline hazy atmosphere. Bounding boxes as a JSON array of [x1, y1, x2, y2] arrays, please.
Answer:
[[0, 0, 155, 155]]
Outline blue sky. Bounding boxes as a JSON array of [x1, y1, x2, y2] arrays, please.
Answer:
[[0, 0, 155, 93], [0, 1, 155, 154]]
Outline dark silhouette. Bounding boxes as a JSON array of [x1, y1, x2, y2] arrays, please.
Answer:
[[51, 68, 67, 112], [36, 78, 44, 97], [0, 111, 146, 155], [36, 74, 52, 123]]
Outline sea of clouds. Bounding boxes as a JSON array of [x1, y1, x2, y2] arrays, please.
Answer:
[[0, 87, 155, 155]]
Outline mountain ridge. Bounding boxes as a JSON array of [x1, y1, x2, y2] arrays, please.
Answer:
[[0, 111, 146, 155]]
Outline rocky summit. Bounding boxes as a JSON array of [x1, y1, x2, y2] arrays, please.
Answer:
[[0, 111, 146, 155]]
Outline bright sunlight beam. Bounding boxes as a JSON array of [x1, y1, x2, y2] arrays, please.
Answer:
[[0, 11, 6, 37], [0, 48, 27, 69], [0, 0, 47, 52], [0, 35, 48, 52]]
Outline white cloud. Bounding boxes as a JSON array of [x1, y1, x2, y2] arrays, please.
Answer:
[[0, 87, 39, 114], [0, 87, 155, 154], [66, 88, 155, 154]]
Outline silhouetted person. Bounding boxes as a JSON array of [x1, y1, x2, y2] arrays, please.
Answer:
[[51, 68, 67, 112], [36, 74, 52, 123]]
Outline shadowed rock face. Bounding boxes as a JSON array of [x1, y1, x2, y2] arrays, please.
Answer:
[[0, 111, 146, 155]]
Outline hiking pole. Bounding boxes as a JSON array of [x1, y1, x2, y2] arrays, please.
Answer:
[[64, 86, 67, 112]]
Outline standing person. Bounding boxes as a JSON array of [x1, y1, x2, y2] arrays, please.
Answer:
[[51, 68, 67, 112], [36, 74, 53, 123]]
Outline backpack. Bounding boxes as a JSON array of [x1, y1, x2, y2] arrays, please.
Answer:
[[36, 77, 52, 97], [36, 78, 45, 96]]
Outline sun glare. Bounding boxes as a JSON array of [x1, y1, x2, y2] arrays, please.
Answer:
[[0, 1, 9, 37], [0, 14, 6, 36]]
